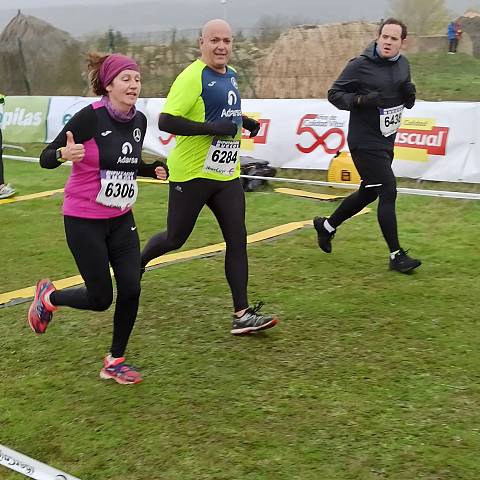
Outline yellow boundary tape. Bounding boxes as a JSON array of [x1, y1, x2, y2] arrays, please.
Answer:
[[0, 180, 166, 206], [1, 183, 342, 207], [0, 187, 369, 307], [0, 220, 313, 306], [275, 187, 346, 201], [0, 188, 64, 205]]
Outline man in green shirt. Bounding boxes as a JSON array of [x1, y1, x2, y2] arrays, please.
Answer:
[[0, 93, 16, 199], [141, 18, 279, 335]]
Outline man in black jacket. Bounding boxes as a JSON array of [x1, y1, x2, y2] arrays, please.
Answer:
[[314, 18, 421, 273]]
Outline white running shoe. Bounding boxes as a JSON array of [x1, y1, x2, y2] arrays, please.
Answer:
[[0, 183, 16, 199]]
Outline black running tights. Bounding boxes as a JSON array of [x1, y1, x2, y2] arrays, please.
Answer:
[[141, 178, 249, 311], [50, 212, 141, 358], [328, 181, 401, 252]]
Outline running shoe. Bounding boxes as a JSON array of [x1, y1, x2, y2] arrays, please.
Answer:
[[0, 183, 16, 199], [100, 355, 143, 385], [28, 279, 56, 334], [231, 302, 279, 335], [313, 216, 335, 253], [389, 249, 422, 273]]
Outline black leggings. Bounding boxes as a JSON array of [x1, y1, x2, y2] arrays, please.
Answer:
[[141, 178, 248, 311], [449, 38, 458, 53], [328, 181, 401, 253], [50, 212, 141, 358]]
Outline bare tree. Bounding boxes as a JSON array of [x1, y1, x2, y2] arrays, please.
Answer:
[[387, 0, 452, 35]]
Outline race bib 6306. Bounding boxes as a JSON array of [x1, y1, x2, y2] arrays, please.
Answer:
[[96, 170, 138, 209]]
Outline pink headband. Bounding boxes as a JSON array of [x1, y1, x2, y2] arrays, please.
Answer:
[[99, 54, 140, 88]]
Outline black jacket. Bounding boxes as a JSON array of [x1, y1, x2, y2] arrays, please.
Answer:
[[328, 41, 414, 151]]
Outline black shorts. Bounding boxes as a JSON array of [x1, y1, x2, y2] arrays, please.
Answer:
[[351, 148, 395, 187]]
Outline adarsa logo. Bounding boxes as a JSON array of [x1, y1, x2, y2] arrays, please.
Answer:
[[395, 119, 449, 157], [0, 107, 43, 127]]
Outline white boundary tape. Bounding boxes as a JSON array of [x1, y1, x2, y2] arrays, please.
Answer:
[[242, 174, 480, 200], [0, 444, 81, 480], [5, 155, 480, 200], [3, 155, 42, 163]]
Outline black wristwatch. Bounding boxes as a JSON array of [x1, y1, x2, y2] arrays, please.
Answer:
[[55, 148, 65, 162]]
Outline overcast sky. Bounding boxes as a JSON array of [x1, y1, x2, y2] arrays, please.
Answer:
[[0, 0, 475, 36], [0, 0, 474, 9]]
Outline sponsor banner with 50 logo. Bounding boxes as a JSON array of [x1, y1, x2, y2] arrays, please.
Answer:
[[3, 97, 480, 183]]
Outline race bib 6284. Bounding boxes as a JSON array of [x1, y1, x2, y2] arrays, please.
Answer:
[[203, 139, 240, 176]]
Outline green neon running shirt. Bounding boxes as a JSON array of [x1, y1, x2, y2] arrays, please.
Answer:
[[162, 59, 243, 182]]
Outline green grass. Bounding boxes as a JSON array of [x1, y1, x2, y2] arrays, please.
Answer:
[[407, 53, 480, 102], [1, 159, 480, 479]]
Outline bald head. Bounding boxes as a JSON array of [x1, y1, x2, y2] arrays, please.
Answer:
[[201, 18, 232, 38], [199, 18, 233, 73]]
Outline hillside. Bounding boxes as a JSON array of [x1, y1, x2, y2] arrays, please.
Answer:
[[1, 11, 480, 101], [407, 52, 480, 101]]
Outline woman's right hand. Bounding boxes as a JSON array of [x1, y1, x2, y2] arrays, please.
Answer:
[[61, 131, 85, 163]]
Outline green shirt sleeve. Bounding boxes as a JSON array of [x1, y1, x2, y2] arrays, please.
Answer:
[[162, 62, 203, 119]]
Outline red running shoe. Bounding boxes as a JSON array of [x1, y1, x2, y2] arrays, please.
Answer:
[[28, 279, 56, 334], [100, 355, 143, 385]]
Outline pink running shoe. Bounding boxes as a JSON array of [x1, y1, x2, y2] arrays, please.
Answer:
[[28, 279, 56, 334], [100, 355, 143, 385]]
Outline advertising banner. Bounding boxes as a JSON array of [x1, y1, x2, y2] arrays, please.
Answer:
[[3, 96, 480, 183], [392, 101, 478, 182], [0, 96, 50, 143], [46, 96, 97, 142]]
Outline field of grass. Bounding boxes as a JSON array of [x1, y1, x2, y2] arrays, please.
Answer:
[[406, 53, 480, 102], [1, 157, 480, 480]]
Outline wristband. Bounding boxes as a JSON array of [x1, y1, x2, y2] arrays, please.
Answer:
[[55, 148, 66, 163]]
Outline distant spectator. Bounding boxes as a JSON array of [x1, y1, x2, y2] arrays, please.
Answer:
[[455, 21, 462, 41], [0, 93, 17, 199], [447, 20, 460, 54]]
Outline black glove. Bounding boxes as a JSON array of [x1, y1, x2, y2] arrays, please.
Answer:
[[242, 116, 260, 138], [207, 119, 238, 138], [355, 91, 383, 108], [402, 81, 416, 109]]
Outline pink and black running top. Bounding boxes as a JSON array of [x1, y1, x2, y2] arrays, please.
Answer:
[[40, 101, 159, 219]]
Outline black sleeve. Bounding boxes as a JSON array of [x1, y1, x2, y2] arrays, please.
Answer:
[[158, 112, 214, 136], [137, 113, 169, 179], [159, 111, 236, 137], [39, 106, 97, 169], [327, 58, 362, 111], [403, 66, 416, 110], [137, 159, 169, 179]]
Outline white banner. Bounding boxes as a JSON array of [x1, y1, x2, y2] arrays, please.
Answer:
[[8, 96, 480, 183], [0, 444, 81, 480], [140, 98, 480, 183], [46, 96, 96, 142]]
